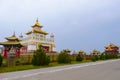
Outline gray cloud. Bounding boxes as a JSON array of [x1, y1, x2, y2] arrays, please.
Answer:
[[0, 0, 120, 52]]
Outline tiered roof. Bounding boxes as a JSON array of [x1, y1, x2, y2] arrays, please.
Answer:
[[26, 19, 48, 35], [105, 43, 118, 51], [32, 18, 43, 28], [0, 33, 22, 46]]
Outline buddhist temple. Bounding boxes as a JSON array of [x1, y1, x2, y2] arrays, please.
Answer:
[[20, 18, 56, 53], [0, 18, 56, 54], [0, 32, 23, 58], [105, 43, 119, 54]]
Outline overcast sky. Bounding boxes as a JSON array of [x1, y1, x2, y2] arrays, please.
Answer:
[[0, 0, 120, 53]]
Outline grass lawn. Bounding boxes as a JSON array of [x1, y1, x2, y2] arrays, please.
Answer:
[[0, 60, 91, 73]]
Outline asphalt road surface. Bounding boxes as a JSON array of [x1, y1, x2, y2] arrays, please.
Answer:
[[1, 59, 120, 80]]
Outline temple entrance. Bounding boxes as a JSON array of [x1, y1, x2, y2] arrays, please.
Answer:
[[42, 46, 49, 53]]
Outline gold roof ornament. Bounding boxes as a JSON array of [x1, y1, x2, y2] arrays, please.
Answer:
[[26, 18, 48, 35], [32, 18, 43, 28], [35, 18, 40, 26]]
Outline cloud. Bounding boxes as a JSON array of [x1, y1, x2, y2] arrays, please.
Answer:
[[0, 0, 120, 52]]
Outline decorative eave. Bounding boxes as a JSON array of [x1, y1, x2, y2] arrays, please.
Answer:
[[0, 41, 22, 46], [105, 48, 112, 51], [32, 25, 43, 28], [26, 29, 48, 35]]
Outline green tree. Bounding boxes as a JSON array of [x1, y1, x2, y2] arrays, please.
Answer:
[[57, 50, 71, 63], [91, 55, 99, 62], [32, 45, 50, 66], [100, 53, 106, 60], [91, 56, 96, 62], [76, 54, 83, 62], [0, 54, 3, 66]]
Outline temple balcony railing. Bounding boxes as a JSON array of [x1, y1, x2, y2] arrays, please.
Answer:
[[20, 37, 55, 45], [34, 39, 55, 44]]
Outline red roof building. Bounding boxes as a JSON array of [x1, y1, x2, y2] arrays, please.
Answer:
[[105, 43, 119, 54]]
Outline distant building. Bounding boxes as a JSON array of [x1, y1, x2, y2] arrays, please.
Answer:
[[90, 49, 100, 56], [20, 19, 56, 53], [105, 43, 119, 54]]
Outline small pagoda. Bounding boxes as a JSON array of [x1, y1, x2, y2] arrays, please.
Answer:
[[105, 43, 119, 54], [0, 33, 23, 58]]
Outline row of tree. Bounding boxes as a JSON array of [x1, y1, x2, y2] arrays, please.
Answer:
[[91, 54, 118, 61], [32, 45, 119, 66]]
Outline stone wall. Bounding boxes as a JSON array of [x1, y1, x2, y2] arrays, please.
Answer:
[[20, 52, 59, 64], [20, 53, 92, 64]]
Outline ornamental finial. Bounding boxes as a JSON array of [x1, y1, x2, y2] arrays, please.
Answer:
[[12, 31, 16, 37], [35, 18, 40, 26]]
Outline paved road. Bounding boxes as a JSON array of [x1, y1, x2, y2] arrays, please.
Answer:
[[1, 59, 120, 80]]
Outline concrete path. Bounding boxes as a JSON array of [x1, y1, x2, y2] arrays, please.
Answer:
[[0, 59, 120, 80]]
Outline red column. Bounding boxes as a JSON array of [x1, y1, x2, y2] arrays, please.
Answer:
[[4, 48, 8, 58], [16, 49, 20, 58]]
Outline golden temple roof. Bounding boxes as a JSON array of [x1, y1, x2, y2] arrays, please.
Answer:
[[5, 32, 19, 41], [0, 32, 23, 46], [32, 18, 43, 28], [26, 29, 48, 35], [26, 18, 48, 35], [0, 41, 21, 45]]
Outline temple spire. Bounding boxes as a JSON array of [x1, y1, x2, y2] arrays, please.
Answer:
[[35, 18, 40, 26], [36, 18, 39, 23], [32, 18, 43, 28], [12, 32, 16, 37], [19, 33, 23, 38]]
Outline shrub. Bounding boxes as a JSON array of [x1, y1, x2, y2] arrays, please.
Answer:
[[0, 54, 3, 66], [76, 54, 83, 62], [100, 53, 106, 60], [95, 56, 99, 61], [16, 59, 20, 65], [57, 50, 71, 63], [91, 56, 99, 62], [45, 56, 50, 65], [91, 56, 96, 62], [100, 52, 118, 60], [32, 45, 50, 66], [108, 54, 118, 59]]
